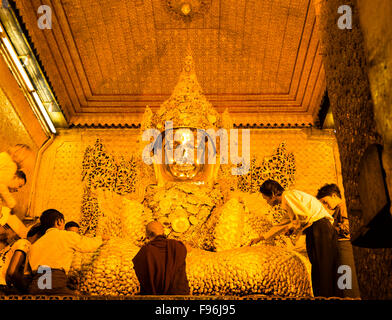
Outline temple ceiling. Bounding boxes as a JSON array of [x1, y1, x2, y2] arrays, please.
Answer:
[[13, 0, 324, 127]]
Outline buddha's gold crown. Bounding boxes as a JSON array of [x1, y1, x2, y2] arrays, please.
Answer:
[[141, 48, 233, 132]]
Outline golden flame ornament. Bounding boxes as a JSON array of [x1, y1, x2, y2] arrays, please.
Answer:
[[148, 49, 222, 131]]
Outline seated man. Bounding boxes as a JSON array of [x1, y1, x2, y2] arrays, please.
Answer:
[[28, 209, 107, 295], [0, 224, 43, 295], [132, 221, 190, 295]]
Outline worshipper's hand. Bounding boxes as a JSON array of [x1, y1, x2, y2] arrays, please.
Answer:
[[285, 227, 296, 237], [249, 235, 265, 246]]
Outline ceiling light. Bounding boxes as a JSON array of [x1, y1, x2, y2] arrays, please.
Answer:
[[2, 36, 34, 91], [1, 5, 67, 132], [181, 3, 191, 15], [32, 91, 57, 134], [165, 0, 210, 20]]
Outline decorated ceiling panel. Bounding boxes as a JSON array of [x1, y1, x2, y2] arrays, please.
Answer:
[[13, 0, 324, 126]]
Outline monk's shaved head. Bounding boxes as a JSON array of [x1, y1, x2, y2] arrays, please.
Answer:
[[146, 221, 164, 239]]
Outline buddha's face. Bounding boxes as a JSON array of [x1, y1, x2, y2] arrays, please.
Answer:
[[160, 128, 215, 182]]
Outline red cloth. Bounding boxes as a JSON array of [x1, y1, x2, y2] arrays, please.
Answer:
[[132, 235, 190, 295]]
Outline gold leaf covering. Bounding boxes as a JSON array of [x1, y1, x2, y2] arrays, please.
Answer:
[[147, 53, 222, 131]]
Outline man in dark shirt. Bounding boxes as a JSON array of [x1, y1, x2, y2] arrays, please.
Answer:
[[132, 221, 190, 295]]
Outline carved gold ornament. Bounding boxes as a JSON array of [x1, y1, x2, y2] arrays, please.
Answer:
[[164, 0, 211, 20]]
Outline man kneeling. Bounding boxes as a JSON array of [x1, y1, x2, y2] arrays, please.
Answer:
[[132, 221, 190, 295]]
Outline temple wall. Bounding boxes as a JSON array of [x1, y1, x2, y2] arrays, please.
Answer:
[[357, 0, 392, 209], [31, 127, 343, 224], [320, 0, 392, 299]]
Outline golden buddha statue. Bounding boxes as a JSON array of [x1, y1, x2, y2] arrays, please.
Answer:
[[71, 51, 312, 298], [140, 50, 223, 187]]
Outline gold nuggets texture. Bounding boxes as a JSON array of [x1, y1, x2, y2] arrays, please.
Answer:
[[73, 139, 313, 297], [144, 182, 224, 250], [68, 240, 311, 297]]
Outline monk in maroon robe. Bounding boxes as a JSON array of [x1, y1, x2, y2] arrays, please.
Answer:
[[132, 221, 190, 295]]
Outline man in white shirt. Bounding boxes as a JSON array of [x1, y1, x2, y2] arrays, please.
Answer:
[[0, 144, 32, 210], [250, 179, 341, 298], [0, 170, 26, 211], [0, 223, 43, 295], [0, 146, 31, 243], [28, 209, 107, 295]]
